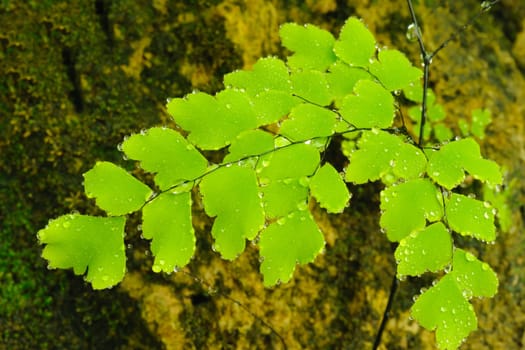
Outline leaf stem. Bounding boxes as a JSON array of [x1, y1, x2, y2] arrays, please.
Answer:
[[373, 265, 398, 350], [182, 270, 288, 349], [407, 0, 500, 147], [406, 0, 430, 148]]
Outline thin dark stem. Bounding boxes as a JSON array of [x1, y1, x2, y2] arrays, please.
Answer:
[[182, 270, 288, 349], [406, 0, 426, 56], [407, 0, 431, 148], [373, 267, 398, 350], [418, 62, 430, 147], [430, 0, 500, 60], [407, 0, 500, 147]]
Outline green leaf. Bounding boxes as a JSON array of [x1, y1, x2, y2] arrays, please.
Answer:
[[340, 80, 395, 128], [83, 161, 152, 216], [369, 49, 423, 91], [224, 129, 275, 163], [167, 89, 258, 150], [433, 123, 453, 143], [279, 23, 336, 71], [470, 108, 491, 139], [458, 119, 470, 137], [122, 127, 208, 190], [38, 214, 126, 289], [403, 80, 423, 103], [380, 179, 443, 241], [411, 274, 477, 350], [451, 249, 498, 298], [333, 17, 376, 67], [427, 138, 502, 189], [261, 179, 309, 219], [428, 103, 446, 122], [258, 143, 320, 182], [279, 103, 337, 141], [411, 249, 498, 349], [142, 192, 195, 273], [252, 90, 300, 125], [327, 61, 373, 106], [345, 130, 426, 184], [395, 222, 452, 277], [222, 55, 300, 126], [223, 57, 291, 95], [259, 210, 325, 286], [309, 164, 351, 213], [200, 165, 265, 260], [290, 70, 332, 106], [483, 182, 513, 233], [446, 193, 496, 241]]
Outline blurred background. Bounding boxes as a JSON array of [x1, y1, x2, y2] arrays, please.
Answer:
[[1, 0, 524, 349]]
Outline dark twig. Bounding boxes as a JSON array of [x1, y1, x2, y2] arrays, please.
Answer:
[[181, 270, 288, 349], [406, 0, 431, 147], [430, 0, 500, 60], [373, 264, 398, 350], [406, 0, 500, 147]]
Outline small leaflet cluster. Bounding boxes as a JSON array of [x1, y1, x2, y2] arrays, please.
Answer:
[[38, 17, 502, 349]]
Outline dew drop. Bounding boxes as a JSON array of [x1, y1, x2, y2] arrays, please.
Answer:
[[406, 23, 419, 42], [481, 1, 492, 12], [297, 201, 308, 211], [465, 252, 476, 262], [462, 290, 473, 299]]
